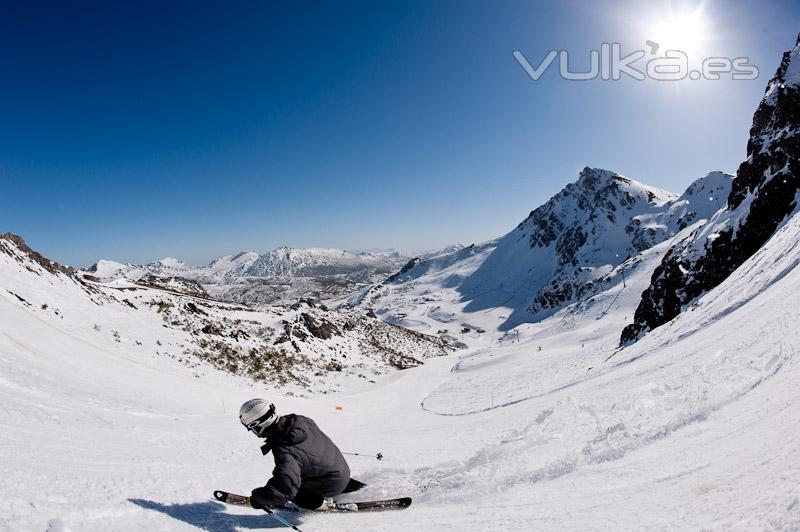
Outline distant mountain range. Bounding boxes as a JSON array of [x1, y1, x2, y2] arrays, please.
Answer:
[[88, 247, 410, 307]]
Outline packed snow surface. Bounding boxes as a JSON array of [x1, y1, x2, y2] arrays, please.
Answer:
[[2, 215, 799, 531]]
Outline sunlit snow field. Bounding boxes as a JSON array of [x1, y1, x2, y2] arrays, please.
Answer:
[[2, 215, 800, 531]]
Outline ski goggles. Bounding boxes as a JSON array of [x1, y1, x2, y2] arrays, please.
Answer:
[[240, 404, 277, 436]]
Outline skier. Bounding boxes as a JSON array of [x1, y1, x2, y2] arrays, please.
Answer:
[[238, 398, 363, 511]]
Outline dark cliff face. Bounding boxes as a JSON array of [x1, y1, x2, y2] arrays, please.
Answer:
[[621, 35, 800, 346]]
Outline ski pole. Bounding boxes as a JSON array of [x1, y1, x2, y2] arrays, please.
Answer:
[[343, 451, 384, 460], [264, 507, 303, 531]]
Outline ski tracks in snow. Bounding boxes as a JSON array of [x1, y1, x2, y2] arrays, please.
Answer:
[[405, 279, 798, 508]]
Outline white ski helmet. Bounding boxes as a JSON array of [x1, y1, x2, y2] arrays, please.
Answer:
[[239, 399, 278, 437]]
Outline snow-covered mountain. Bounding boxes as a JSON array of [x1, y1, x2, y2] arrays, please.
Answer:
[[88, 257, 190, 281], [2, 33, 800, 532], [88, 246, 409, 307], [197, 251, 263, 284], [621, 34, 800, 345], [3, 234, 449, 393], [243, 247, 400, 278], [347, 167, 731, 332], [4, 176, 800, 530]]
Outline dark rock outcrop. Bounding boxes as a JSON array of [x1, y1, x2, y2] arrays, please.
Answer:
[[386, 257, 422, 283], [136, 273, 210, 299], [621, 35, 800, 345]]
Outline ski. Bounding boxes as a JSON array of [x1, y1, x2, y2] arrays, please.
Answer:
[[213, 490, 412, 512], [214, 490, 252, 507], [335, 497, 412, 512]]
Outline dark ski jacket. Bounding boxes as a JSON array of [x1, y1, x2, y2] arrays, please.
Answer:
[[256, 414, 350, 506]]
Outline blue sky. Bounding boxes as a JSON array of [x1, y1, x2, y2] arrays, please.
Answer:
[[1, 0, 798, 267]]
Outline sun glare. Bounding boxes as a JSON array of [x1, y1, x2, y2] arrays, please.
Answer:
[[649, 7, 708, 55]]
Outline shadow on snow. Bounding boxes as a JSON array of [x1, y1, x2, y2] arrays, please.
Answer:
[[129, 499, 300, 531]]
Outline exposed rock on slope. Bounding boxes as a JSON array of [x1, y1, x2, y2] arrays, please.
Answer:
[[136, 273, 210, 299], [1, 232, 75, 277], [374, 167, 730, 330], [386, 257, 422, 283], [2, 234, 450, 392], [621, 35, 800, 345], [525, 170, 731, 319]]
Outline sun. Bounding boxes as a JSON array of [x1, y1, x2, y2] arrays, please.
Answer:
[[649, 7, 708, 55]]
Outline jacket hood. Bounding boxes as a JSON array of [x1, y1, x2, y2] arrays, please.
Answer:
[[269, 414, 308, 446]]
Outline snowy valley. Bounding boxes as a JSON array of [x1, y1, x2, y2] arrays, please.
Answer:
[[1, 33, 799, 532]]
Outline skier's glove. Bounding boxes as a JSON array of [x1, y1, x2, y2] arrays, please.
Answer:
[[250, 487, 272, 510]]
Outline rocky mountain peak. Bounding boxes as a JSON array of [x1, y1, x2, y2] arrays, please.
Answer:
[[730, 34, 800, 211], [621, 35, 800, 345], [519, 167, 675, 251]]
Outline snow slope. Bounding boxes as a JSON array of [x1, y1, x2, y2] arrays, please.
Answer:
[[2, 34, 797, 532], [2, 205, 799, 530], [0, 235, 449, 396]]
